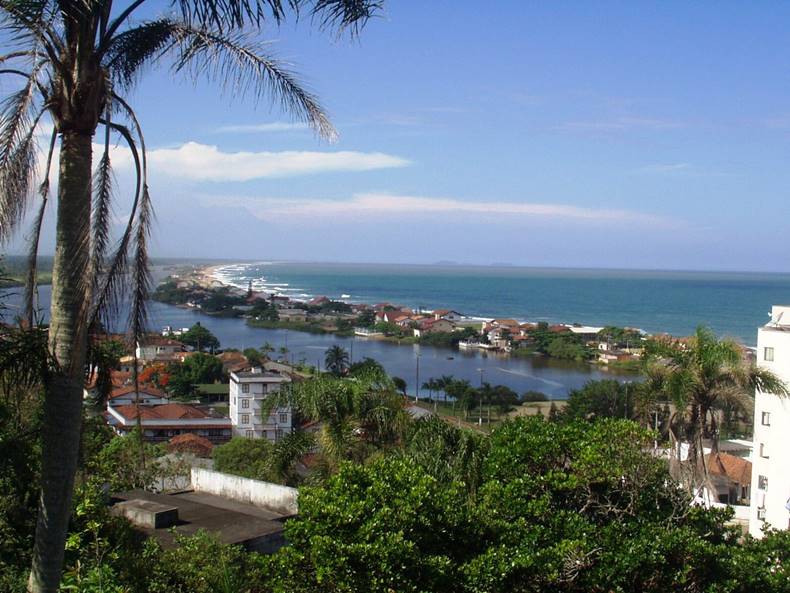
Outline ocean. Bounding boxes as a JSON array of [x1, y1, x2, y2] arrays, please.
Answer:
[[212, 262, 790, 346], [4, 261, 787, 398]]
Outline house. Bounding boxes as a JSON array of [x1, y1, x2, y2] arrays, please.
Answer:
[[308, 296, 330, 307], [568, 325, 605, 342], [168, 433, 214, 457], [106, 402, 232, 444], [432, 309, 464, 322], [107, 385, 169, 406], [217, 351, 249, 374], [750, 305, 790, 537], [229, 368, 293, 442], [413, 318, 456, 337], [597, 350, 633, 365], [705, 452, 752, 505], [135, 336, 185, 362], [278, 309, 308, 322]]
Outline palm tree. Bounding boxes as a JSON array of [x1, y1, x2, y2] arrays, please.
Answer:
[[276, 371, 408, 474], [324, 344, 350, 376], [644, 326, 787, 496], [260, 341, 275, 360], [0, 2, 380, 591]]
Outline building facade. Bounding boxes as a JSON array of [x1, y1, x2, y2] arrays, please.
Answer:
[[229, 368, 293, 441], [749, 305, 790, 537]]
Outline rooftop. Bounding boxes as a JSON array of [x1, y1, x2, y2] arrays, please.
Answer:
[[111, 489, 288, 552]]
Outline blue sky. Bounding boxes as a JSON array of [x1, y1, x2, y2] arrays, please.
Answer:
[[16, 1, 790, 270]]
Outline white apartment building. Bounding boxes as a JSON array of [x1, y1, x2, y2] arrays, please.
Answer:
[[229, 368, 293, 441], [749, 305, 790, 537]]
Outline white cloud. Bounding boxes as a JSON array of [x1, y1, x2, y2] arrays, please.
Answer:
[[633, 163, 692, 174], [110, 142, 409, 181], [210, 192, 680, 227], [215, 121, 310, 133], [559, 116, 683, 132]]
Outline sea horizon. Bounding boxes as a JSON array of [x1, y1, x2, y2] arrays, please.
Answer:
[[194, 260, 790, 346]]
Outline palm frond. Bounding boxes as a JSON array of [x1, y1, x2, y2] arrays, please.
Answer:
[[90, 118, 115, 295], [169, 23, 335, 140], [310, 0, 382, 37], [0, 100, 42, 243], [23, 124, 56, 326], [102, 18, 181, 90]]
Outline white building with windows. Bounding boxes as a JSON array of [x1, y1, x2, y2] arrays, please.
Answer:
[[229, 368, 293, 442], [749, 305, 790, 537]]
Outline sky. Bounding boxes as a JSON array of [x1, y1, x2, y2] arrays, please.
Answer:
[[9, 1, 790, 270]]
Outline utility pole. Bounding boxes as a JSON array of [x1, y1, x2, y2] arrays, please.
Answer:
[[478, 368, 484, 426], [415, 354, 420, 403]]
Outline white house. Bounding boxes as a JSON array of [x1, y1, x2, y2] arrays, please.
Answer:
[[749, 305, 790, 537], [229, 368, 293, 442], [135, 336, 185, 361]]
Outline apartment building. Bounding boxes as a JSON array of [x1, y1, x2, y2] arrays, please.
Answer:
[[229, 368, 293, 441], [749, 305, 790, 537]]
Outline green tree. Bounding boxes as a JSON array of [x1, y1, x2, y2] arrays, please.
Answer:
[[562, 379, 643, 421], [180, 323, 220, 353], [644, 326, 787, 493], [276, 373, 409, 475], [166, 352, 224, 398], [324, 345, 350, 376], [0, 3, 381, 586]]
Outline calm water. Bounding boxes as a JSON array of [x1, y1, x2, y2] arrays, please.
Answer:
[[214, 262, 790, 345], [6, 261, 786, 397], [1, 273, 626, 399]]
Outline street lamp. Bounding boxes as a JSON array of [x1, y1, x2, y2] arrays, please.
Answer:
[[477, 368, 484, 426]]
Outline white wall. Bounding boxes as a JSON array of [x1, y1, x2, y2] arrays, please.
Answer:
[[749, 318, 790, 537], [190, 467, 298, 516]]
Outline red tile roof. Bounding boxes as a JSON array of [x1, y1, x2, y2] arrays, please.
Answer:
[[110, 384, 167, 400], [112, 403, 209, 421], [168, 433, 214, 456], [705, 452, 752, 485]]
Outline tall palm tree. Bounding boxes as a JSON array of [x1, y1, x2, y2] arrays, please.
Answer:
[[644, 326, 787, 496], [324, 344, 350, 376], [275, 370, 408, 474], [0, 2, 380, 591]]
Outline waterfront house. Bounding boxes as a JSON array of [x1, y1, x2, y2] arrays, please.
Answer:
[[432, 309, 464, 322], [229, 368, 293, 442], [413, 318, 456, 337], [278, 309, 308, 323]]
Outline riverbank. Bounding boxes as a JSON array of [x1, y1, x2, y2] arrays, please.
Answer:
[[150, 265, 647, 374]]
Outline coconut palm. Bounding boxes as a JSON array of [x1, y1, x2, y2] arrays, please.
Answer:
[[0, 2, 380, 590], [324, 344, 350, 376], [276, 371, 408, 475], [644, 326, 787, 496]]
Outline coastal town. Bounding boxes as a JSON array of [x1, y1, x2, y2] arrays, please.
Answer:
[[153, 266, 651, 368]]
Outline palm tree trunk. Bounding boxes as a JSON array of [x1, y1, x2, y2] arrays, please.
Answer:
[[28, 131, 93, 593]]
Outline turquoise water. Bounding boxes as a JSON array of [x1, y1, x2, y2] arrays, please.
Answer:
[[215, 262, 790, 346]]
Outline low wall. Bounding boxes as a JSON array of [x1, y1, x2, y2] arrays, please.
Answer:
[[190, 467, 298, 516]]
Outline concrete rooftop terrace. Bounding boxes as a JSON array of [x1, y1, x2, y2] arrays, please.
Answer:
[[112, 489, 290, 553]]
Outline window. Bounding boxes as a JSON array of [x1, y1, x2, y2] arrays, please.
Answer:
[[279, 412, 288, 424], [762, 411, 771, 426], [760, 443, 769, 458], [764, 347, 774, 362], [241, 413, 250, 424], [241, 398, 250, 409], [758, 475, 768, 490], [242, 383, 250, 393], [245, 430, 254, 439]]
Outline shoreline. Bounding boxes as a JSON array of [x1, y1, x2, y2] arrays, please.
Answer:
[[156, 264, 643, 374]]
